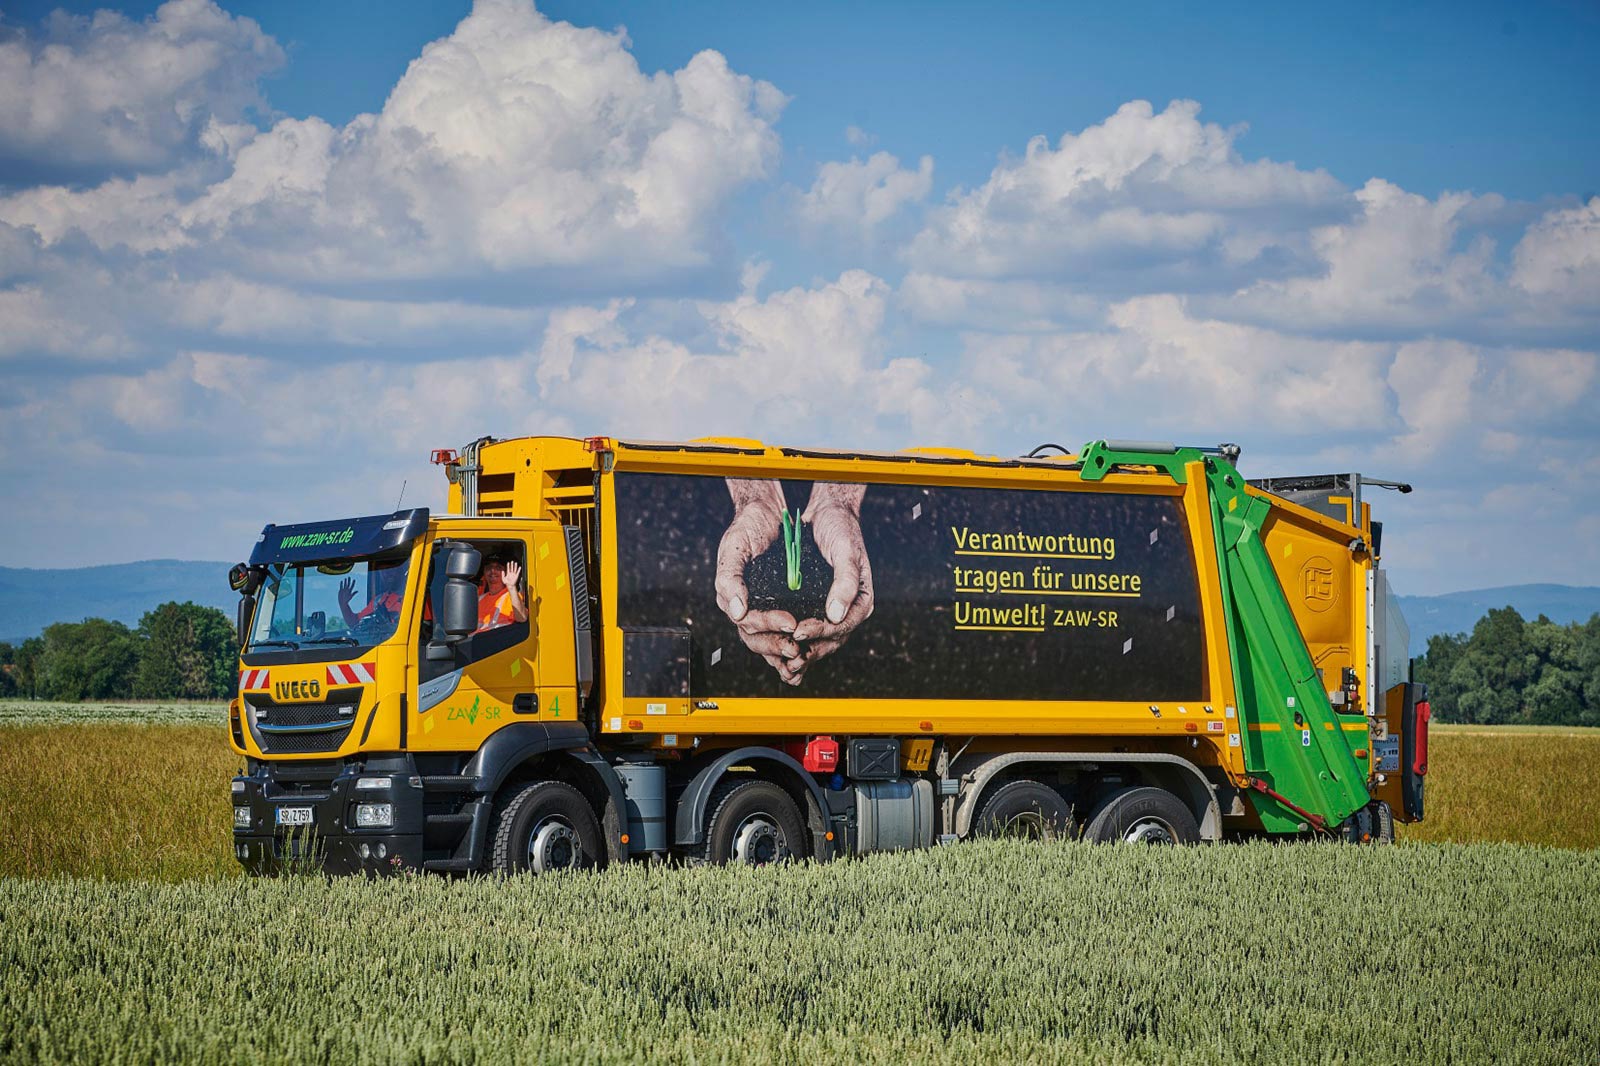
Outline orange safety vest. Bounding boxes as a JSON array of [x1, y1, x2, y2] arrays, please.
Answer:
[[477, 589, 515, 630], [353, 591, 402, 622]]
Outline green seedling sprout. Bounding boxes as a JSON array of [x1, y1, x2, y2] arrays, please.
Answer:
[[781, 508, 803, 590]]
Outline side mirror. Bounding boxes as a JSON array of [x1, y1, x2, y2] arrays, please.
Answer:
[[236, 594, 256, 649], [229, 562, 263, 595], [439, 544, 482, 642], [444, 545, 482, 582]]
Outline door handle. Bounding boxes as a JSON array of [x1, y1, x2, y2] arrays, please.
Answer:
[[513, 693, 538, 716]]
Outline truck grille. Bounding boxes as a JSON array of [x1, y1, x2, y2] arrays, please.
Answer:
[[247, 688, 363, 755]]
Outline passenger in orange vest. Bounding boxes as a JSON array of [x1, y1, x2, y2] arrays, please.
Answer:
[[477, 557, 528, 632]]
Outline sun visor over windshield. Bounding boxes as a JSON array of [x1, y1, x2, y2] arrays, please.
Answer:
[[250, 508, 430, 566]]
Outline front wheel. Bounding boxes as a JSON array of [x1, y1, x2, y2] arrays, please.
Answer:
[[490, 780, 604, 875], [1083, 786, 1200, 844]]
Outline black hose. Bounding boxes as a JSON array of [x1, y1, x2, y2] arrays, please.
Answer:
[[1025, 443, 1071, 458]]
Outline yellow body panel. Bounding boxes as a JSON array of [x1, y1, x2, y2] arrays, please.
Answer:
[[444, 436, 1266, 785], [1249, 486, 1375, 768]]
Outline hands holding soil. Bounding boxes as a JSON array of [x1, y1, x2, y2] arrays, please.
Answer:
[[715, 479, 873, 686]]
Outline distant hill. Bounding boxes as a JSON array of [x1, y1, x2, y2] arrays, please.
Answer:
[[1397, 584, 1600, 651], [0, 561, 234, 644]]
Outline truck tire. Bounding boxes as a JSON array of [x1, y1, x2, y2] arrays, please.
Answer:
[[697, 779, 806, 866], [1083, 786, 1199, 845], [974, 780, 1074, 840], [490, 780, 604, 875], [1371, 801, 1394, 845]]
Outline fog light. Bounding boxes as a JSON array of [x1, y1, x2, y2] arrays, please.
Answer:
[[234, 806, 252, 829], [355, 777, 391, 791], [358, 843, 371, 860], [355, 803, 393, 828], [375, 843, 388, 860]]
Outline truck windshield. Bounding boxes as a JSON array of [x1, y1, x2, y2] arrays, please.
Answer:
[[250, 556, 411, 651]]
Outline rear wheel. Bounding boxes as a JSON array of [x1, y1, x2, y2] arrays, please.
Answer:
[[699, 779, 806, 865], [1341, 801, 1395, 844], [1371, 800, 1394, 845], [974, 779, 1075, 840], [490, 780, 604, 875], [1083, 786, 1199, 844]]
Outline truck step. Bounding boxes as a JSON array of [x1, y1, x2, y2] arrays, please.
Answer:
[[425, 812, 474, 828], [421, 858, 478, 872]]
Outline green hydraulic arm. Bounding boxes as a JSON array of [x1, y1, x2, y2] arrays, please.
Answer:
[[1078, 440, 1370, 832]]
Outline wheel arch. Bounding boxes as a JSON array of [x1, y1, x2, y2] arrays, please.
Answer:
[[673, 746, 834, 859], [954, 751, 1223, 841], [465, 723, 628, 864]]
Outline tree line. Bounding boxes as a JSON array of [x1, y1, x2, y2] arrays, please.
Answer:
[[1414, 608, 1600, 727], [0, 602, 237, 701]]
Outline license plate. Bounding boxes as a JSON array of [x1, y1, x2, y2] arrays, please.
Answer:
[[275, 806, 314, 827]]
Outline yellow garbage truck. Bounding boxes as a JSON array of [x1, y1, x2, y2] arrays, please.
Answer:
[[227, 436, 1427, 874]]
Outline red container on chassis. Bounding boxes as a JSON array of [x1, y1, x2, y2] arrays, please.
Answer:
[[787, 736, 839, 774]]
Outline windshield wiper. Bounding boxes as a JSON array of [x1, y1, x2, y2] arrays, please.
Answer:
[[248, 639, 298, 650], [303, 635, 360, 646]]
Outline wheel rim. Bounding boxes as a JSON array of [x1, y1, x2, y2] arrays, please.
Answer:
[[731, 815, 789, 865], [1120, 818, 1177, 844], [1001, 811, 1049, 839], [528, 818, 582, 872]]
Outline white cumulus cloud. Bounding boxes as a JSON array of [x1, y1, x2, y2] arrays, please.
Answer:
[[0, 0, 282, 182], [797, 151, 933, 236], [907, 99, 1346, 286], [0, 0, 786, 289], [1224, 179, 1501, 335], [1512, 196, 1600, 303], [537, 270, 950, 442]]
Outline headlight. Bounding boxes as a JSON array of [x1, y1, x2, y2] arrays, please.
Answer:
[[354, 803, 393, 829], [231, 780, 246, 794], [355, 777, 391, 791], [234, 806, 252, 829]]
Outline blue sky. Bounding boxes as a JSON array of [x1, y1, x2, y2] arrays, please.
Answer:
[[0, 0, 1596, 595], [14, 0, 1596, 200]]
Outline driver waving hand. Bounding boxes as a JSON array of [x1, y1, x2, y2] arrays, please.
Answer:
[[337, 566, 405, 629]]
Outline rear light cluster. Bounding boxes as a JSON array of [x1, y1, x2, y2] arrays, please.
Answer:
[[1414, 700, 1431, 776]]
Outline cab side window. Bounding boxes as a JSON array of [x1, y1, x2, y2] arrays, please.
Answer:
[[419, 538, 530, 681]]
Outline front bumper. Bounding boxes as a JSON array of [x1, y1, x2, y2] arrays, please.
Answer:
[[232, 765, 426, 876]]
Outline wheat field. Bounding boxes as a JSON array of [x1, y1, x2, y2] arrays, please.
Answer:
[[2, 704, 1598, 1063], [3, 842, 1598, 1064]]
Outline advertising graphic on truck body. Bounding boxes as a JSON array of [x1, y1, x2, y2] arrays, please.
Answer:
[[225, 435, 1425, 875], [614, 475, 1205, 701]]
